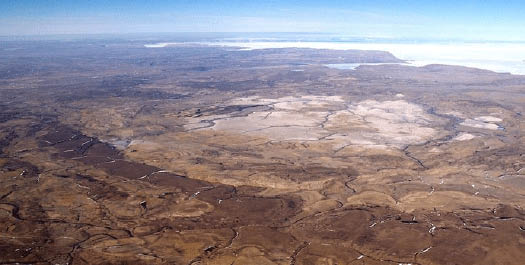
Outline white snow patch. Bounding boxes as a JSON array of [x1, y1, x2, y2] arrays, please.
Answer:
[[475, 116, 502, 122], [453, 133, 476, 141], [144, 43, 172, 48], [460, 119, 500, 130]]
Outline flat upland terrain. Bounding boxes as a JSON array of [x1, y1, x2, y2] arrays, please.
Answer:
[[0, 40, 524, 264]]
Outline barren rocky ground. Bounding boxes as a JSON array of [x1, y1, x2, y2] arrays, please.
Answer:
[[1, 40, 524, 264]]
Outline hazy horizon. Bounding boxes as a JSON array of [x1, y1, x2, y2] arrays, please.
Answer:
[[2, 0, 525, 41]]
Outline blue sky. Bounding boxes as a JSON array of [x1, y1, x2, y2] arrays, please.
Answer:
[[1, 0, 524, 40]]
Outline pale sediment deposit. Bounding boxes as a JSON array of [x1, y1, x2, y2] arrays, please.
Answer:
[[186, 96, 443, 148]]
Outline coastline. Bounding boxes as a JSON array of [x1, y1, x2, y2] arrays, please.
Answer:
[[145, 40, 525, 75]]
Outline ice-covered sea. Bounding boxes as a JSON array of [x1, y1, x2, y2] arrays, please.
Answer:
[[145, 40, 525, 75]]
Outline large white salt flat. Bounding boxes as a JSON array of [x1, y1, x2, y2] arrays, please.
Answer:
[[185, 96, 441, 148]]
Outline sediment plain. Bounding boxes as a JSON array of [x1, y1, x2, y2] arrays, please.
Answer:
[[1, 40, 524, 264]]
